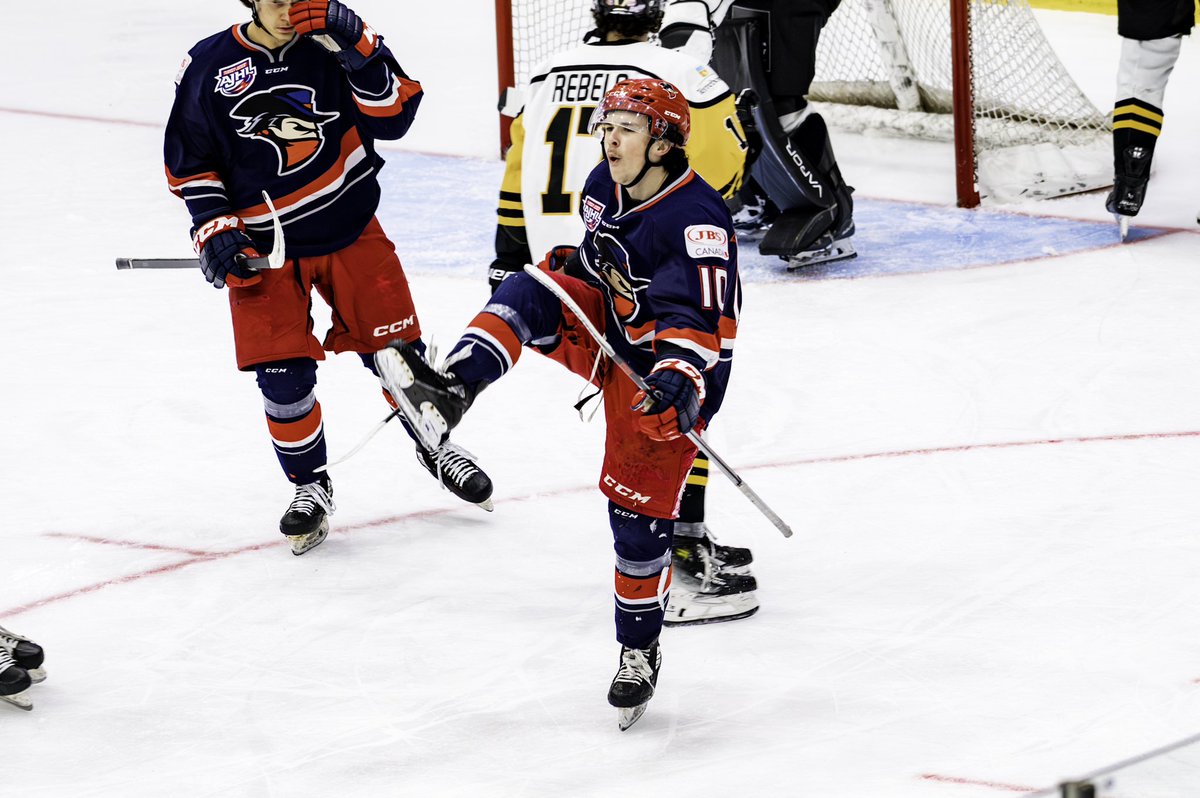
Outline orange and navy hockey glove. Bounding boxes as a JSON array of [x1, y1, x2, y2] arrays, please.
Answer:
[[192, 215, 263, 290], [290, 0, 382, 72], [631, 359, 706, 441]]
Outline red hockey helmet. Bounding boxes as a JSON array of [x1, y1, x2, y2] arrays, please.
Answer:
[[589, 78, 691, 147]]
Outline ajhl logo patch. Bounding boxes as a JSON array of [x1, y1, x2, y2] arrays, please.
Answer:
[[214, 58, 257, 97], [583, 196, 606, 231]]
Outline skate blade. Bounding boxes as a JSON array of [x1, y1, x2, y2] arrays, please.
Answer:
[[786, 240, 857, 270], [1, 692, 33, 711], [287, 519, 329, 556], [617, 703, 647, 731], [28, 668, 46, 684], [475, 497, 495, 513], [1117, 214, 1130, 242], [375, 349, 446, 452]]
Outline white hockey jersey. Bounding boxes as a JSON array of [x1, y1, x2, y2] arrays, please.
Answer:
[[496, 38, 747, 266]]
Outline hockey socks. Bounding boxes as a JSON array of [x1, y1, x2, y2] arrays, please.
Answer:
[[265, 396, 328, 484]]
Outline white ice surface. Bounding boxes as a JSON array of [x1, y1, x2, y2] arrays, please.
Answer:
[[1, 3, 1199, 797]]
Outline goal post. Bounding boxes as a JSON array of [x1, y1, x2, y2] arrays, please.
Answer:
[[493, 0, 1111, 207]]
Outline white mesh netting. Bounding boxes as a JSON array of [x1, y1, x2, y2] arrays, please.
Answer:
[[505, 0, 1112, 202]]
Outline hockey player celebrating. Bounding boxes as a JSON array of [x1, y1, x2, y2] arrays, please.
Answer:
[[0, 624, 46, 711], [164, 0, 494, 555], [490, 0, 759, 628], [661, 0, 856, 268], [1105, 0, 1194, 239], [380, 79, 742, 729]]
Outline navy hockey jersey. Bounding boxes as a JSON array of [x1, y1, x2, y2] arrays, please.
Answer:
[[577, 163, 741, 422], [165, 24, 422, 257]]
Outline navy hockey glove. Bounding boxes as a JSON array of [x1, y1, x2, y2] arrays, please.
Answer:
[[193, 215, 263, 290], [291, 0, 382, 72], [631, 359, 706, 442]]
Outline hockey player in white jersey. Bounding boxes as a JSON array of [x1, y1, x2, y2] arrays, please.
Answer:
[[1105, 0, 1194, 239], [488, 0, 759, 628]]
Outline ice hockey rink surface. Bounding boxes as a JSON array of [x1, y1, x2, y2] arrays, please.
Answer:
[[2, 2, 1198, 795]]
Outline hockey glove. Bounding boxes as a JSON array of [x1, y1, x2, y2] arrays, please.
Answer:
[[193, 215, 263, 290], [538, 245, 582, 277], [290, 0, 382, 72], [631, 359, 706, 442]]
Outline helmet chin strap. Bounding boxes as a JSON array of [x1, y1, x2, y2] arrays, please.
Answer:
[[623, 140, 663, 190]]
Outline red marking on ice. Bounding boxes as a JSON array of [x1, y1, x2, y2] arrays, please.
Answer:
[[5, 429, 1195, 618], [920, 773, 1040, 792]]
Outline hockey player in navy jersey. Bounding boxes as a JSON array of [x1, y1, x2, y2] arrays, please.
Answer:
[[490, 0, 759, 629], [164, 0, 493, 555], [376, 79, 742, 729]]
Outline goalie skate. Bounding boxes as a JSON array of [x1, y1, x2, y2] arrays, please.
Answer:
[[785, 233, 857, 270], [664, 586, 759, 627]]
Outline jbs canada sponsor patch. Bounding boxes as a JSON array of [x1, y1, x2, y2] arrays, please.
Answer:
[[684, 224, 729, 260], [583, 196, 606, 231]]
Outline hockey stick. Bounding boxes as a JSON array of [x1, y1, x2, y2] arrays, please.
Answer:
[[115, 191, 287, 271], [313, 408, 403, 473], [522, 265, 794, 538]]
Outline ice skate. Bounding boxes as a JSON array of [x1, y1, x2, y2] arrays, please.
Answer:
[[784, 225, 857, 270], [1106, 143, 1151, 243], [0, 624, 46, 683], [416, 441, 495, 512], [280, 475, 334, 556], [673, 521, 753, 575], [607, 641, 662, 731], [666, 536, 760, 627], [375, 341, 475, 453], [0, 649, 33, 711]]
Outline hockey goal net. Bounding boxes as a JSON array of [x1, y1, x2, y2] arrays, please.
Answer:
[[493, 0, 1111, 207]]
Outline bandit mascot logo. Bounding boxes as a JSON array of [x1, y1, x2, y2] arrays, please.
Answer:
[[230, 85, 340, 175]]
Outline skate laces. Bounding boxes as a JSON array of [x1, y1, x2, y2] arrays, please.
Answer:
[[614, 647, 654, 685], [0, 626, 27, 649], [0, 647, 18, 671], [288, 480, 335, 517], [429, 443, 481, 488]]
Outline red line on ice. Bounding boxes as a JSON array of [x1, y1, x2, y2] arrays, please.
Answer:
[[920, 773, 1040, 792], [5, 429, 1195, 618]]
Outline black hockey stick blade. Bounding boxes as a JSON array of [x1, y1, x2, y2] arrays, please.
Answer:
[[115, 190, 286, 271]]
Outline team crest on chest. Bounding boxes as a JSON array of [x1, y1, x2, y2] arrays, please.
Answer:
[[583, 196, 606, 232], [214, 58, 257, 97], [230, 85, 341, 175]]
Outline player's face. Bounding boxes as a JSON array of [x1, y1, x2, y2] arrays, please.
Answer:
[[596, 111, 654, 186], [253, 0, 297, 45]]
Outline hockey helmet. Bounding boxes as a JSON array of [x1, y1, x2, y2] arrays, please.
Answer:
[[589, 78, 690, 146], [592, 0, 665, 24]]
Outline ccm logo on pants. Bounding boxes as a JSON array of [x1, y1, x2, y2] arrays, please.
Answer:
[[373, 316, 417, 338], [604, 474, 652, 505]]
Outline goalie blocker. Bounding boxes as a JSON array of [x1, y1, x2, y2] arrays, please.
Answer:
[[711, 9, 855, 268]]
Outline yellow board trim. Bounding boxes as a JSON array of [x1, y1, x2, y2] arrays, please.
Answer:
[[1113, 104, 1165, 124], [1028, 0, 1116, 14], [1113, 119, 1163, 135]]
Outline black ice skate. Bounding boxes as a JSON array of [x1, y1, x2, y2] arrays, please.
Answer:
[[673, 522, 753, 575], [607, 641, 662, 731], [0, 648, 33, 711], [416, 442, 494, 512], [0, 624, 46, 684], [280, 475, 335, 556], [666, 530, 760, 628], [374, 342, 475, 453], [1106, 143, 1152, 242]]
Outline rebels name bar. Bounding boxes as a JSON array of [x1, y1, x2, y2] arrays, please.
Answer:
[[551, 69, 633, 104]]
